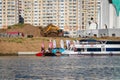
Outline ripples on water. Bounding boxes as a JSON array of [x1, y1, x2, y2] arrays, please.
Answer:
[[0, 56, 120, 80]]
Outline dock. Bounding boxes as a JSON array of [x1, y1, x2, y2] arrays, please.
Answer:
[[18, 52, 38, 56]]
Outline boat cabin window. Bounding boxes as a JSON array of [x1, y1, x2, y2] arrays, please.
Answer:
[[105, 41, 120, 44], [76, 48, 101, 52], [106, 48, 120, 51], [72, 48, 86, 52], [87, 48, 101, 52], [80, 41, 101, 45]]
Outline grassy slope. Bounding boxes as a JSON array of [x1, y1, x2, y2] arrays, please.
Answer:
[[0, 37, 74, 54]]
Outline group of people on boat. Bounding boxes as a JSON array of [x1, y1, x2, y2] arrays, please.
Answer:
[[36, 39, 79, 56], [36, 38, 120, 56]]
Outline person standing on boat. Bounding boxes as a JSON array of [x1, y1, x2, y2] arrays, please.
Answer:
[[41, 42, 45, 54], [48, 39, 53, 53]]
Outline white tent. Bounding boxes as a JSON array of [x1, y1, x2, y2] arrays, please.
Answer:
[[60, 39, 64, 49], [53, 40, 56, 48], [66, 40, 70, 49]]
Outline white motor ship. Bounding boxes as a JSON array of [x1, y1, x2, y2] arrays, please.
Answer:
[[62, 39, 120, 55]]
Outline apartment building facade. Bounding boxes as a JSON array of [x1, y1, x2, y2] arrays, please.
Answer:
[[18, 0, 80, 37], [20, 0, 103, 36], [18, 0, 111, 37], [81, 0, 101, 30], [0, 0, 118, 36], [0, 0, 2, 28], [109, 4, 117, 29], [0, 0, 19, 29]]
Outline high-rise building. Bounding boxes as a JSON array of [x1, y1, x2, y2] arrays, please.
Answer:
[[109, 4, 117, 29], [18, 0, 112, 36], [0, 0, 2, 28], [81, 0, 101, 30], [100, 0, 109, 29], [0, 0, 118, 36], [0, 0, 19, 29], [18, 0, 24, 23], [19, 0, 80, 36], [81, 0, 111, 30]]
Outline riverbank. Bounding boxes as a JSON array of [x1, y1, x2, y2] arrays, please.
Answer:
[[0, 37, 120, 55], [0, 37, 74, 55]]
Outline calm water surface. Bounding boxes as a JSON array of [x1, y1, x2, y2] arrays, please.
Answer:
[[0, 56, 120, 80]]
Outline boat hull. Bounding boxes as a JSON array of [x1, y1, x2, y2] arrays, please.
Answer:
[[62, 51, 120, 55]]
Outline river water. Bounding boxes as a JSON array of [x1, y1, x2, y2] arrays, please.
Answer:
[[0, 56, 120, 80]]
